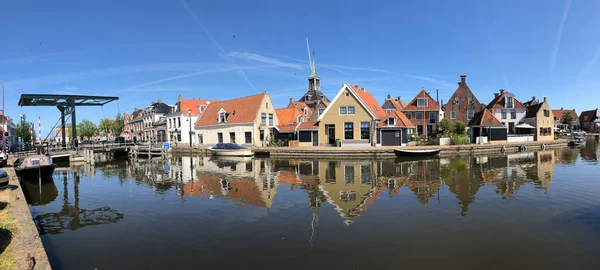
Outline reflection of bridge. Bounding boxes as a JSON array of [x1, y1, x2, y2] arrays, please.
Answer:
[[15, 143, 138, 162]]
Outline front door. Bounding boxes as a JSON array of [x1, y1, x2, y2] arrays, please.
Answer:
[[327, 125, 335, 145]]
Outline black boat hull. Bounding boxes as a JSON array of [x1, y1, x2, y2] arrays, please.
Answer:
[[394, 149, 440, 157], [15, 165, 56, 183]]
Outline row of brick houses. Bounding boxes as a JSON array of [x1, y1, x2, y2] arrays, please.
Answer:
[[122, 55, 594, 147]]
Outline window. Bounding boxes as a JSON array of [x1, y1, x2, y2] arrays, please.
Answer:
[[260, 130, 264, 141], [340, 191, 357, 201], [450, 111, 456, 119], [344, 122, 354, 140], [417, 125, 423, 136], [344, 165, 354, 184], [405, 112, 412, 119], [268, 113, 274, 126], [501, 110, 507, 119], [340, 106, 347, 115], [361, 165, 371, 184], [318, 108, 325, 115], [245, 132, 252, 144], [296, 115, 302, 123], [326, 162, 337, 182], [361, 122, 370, 140], [266, 102, 269, 109], [217, 132, 223, 143], [230, 132, 235, 143], [468, 96, 473, 104], [416, 112, 424, 120], [178, 117, 181, 127], [298, 131, 312, 142], [303, 108, 308, 115], [506, 97, 514, 108], [467, 109, 474, 120], [199, 105, 206, 113], [347, 106, 355, 115], [417, 98, 428, 107], [198, 134, 203, 144], [511, 110, 516, 119], [219, 111, 226, 123], [544, 110, 550, 117], [261, 113, 266, 126], [388, 117, 396, 126], [454, 96, 459, 104], [508, 122, 515, 134]]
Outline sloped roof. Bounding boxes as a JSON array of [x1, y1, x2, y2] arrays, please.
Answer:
[[179, 99, 220, 115], [468, 108, 504, 127], [297, 121, 318, 130], [486, 91, 526, 109], [148, 102, 172, 114], [579, 109, 598, 123], [552, 109, 578, 123], [383, 94, 407, 111], [195, 93, 266, 127], [276, 107, 307, 125], [348, 85, 387, 119], [402, 89, 441, 111], [380, 111, 415, 127], [525, 103, 544, 118], [277, 124, 298, 133]]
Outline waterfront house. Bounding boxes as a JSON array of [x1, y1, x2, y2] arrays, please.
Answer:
[[316, 84, 386, 146], [141, 100, 172, 142], [523, 97, 555, 141], [381, 94, 407, 113], [166, 96, 219, 146], [126, 108, 145, 142], [468, 108, 507, 144], [485, 89, 528, 135], [274, 107, 309, 145], [579, 109, 600, 133], [402, 89, 443, 138], [552, 108, 579, 131], [377, 110, 416, 146], [194, 91, 278, 147], [443, 75, 484, 124], [522, 96, 539, 108]]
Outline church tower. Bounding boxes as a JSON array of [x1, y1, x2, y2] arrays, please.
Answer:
[[298, 53, 329, 109]]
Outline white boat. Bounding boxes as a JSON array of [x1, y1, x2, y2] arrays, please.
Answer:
[[210, 143, 254, 157]]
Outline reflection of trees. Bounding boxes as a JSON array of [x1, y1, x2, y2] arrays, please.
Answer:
[[556, 148, 578, 164], [35, 171, 124, 235], [441, 158, 483, 216], [579, 139, 599, 162], [403, 159, 442, 205]]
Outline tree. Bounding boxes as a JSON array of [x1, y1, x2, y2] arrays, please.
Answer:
[[15, 115, 36, 144], [438, 118, 454, 136], [99, 118, 114, 137], [111, 113, 125, 137], [453, 121, 467, 135], [78, 120, 98, 139], [561, 112, 574, 130]]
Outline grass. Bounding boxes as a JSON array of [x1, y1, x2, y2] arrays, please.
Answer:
[[0, 190, 18, 270]]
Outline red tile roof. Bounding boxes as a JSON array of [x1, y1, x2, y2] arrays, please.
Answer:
[[348, 84, 387, 119], [391, 99, 406, 110], [276, 124, 298, 133], [402, 89, 441, 111], [179, 99, 220, 115], [379, 111, 415, 127], [195, 93, 266, 127], [579, 109, 598, 123], [276, 107, 307, 125], [485, 91, 526, 109], [552, 109, 578, 124], [468, 108, 504, 127], [297, 121, 318, 130]]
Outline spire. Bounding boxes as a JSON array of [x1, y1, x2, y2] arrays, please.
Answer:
[[309, 51, 318, 78]]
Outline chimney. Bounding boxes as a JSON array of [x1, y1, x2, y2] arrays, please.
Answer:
[[289, 97, 294, 103], [360, 87, 365, 92], [543, 97, 547, 102], [460, 75, 466, 83], [354, 84, 359, 89], [499, 89, 505, 94], [532, 96, 536, 101], [387, 94, 392, 100], [158, 99, 162, 103], [178, 95, 182, 102], [494, 93, 499, 98], [396, 96, 401, 101], [561, 107, 564, 110]]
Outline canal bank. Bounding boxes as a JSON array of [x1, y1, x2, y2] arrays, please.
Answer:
[[2, 159, 51, 270]]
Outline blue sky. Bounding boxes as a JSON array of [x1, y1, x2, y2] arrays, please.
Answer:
[[1, 0, 599, 137]]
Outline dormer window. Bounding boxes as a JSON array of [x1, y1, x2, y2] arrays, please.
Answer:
[[506, 97, 514, 108], [417, 98, 428, 107], [387, 117, 395, 126], [303, 107, 308, 115], [199, 105, 206, 113], [454, 96, 459, 104], [218, 108, 227, 123], [296, 115, 302, 123]]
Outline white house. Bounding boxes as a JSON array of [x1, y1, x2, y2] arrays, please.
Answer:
[[194, 91, 278, 147], [485, 89, 527, 135], [166, 96, 219, 146]]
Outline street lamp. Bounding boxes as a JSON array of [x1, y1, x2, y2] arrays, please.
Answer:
[[187, 108, 192, 147], [1, 82, 4, 155]]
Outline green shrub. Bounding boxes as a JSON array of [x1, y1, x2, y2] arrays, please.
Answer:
[[438, 118, 454, 137], [453, 121, 467, 135], [450, 133, 468, 145]]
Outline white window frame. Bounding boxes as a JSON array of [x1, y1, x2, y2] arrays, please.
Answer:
[[417, 98, 428, 107], [339, 106, 347, 115], [388, 117, 395, 126], [303, 107, 308, 115], [218, 109, 227, 123], [506, 97, 514, 109]]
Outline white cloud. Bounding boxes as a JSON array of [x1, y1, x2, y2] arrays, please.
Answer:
[[321, 64, 393, 75], [227, 51, 305, 70], [404, 74, 454, 88], [550, 0, 572, 77]]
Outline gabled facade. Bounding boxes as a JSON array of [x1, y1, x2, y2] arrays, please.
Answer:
[[316, 84, 386, 146], [579, 109, 600, 132], [125, 108, 145, 142], [401, 89, 443, 138], [485, 89, 527, 135], [141, 100, 172, 142], [166, 95, 219, 146], [273, 107, 309, 145], [381, 94, 407, 113], [443, 75, 484, 124], [377, 110, 416, 146], [468, 108, 507, 144], [552, 108, 579, 131], [523, 97, 555, 141], [194, 91, 278, 146]]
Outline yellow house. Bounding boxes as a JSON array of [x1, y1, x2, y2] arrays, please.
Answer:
[[524, 97, 555, 142], [316, 83, 387, 146]]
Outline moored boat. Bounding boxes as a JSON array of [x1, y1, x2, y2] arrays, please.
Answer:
[[14, 155, 56, 182], [0, 169, 8, 189], [394, 149, 440, 157], [568, 137, 586, 147], [210, 143, 254, 157]]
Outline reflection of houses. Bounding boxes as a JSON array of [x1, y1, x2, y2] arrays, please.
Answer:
[[530, 151, 555, 190], [402, 159, 442, 204], [316, 160, 383, 225]]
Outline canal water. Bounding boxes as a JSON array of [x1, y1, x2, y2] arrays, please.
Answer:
[[22, 140, 600, 269]]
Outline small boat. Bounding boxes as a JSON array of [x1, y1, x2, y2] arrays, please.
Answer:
[[210, 143, 254, 157], [0, 169, 9, 189], [394, 149, 440, 157], [14, 155, 56, 182], [568, 137, 586, 147]]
